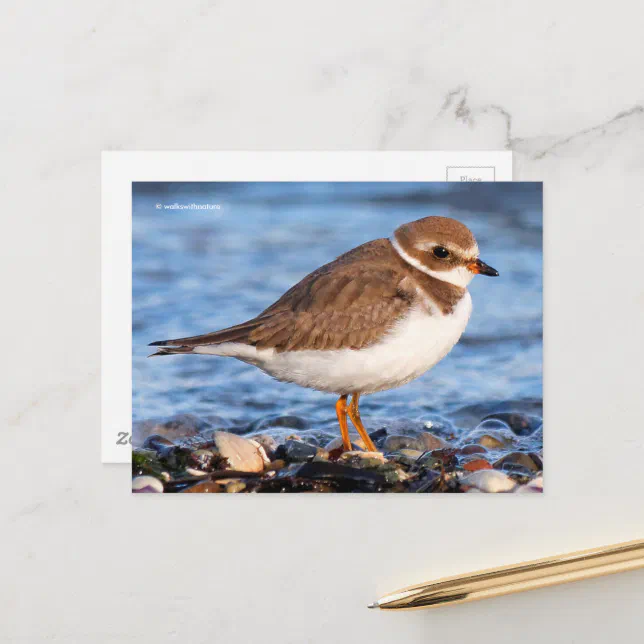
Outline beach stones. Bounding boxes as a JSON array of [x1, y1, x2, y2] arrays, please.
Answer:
[[131, 408, 543, 493], [462, 420, 517, 450], [459, 444, 488, 456], [378, 418, 426, 437], [419, 432, 448, 451], [483, 412, 542, 437], [225, 480, 247, 493], [389, 449, 424, 466], [418, 415, 458, 440], [383, 435, 422, 452], [325, 435, 366, 451], [132, 413, 209, 446], [451, 400, 543, 429], [339, 451, 387, 468], [424, 448, 459, 469], [383, 432, 446, 453], [463, 470, 516, 493], [142, 435, 175, 450], [461, 457, 493, 472], [493, 451, 542, 474], [276, 439, 328, 463], [181, 481, 224, 493]]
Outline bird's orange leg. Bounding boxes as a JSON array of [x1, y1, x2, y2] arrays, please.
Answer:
[[335, 395, 352, 451], [347, 393, 378, 452]]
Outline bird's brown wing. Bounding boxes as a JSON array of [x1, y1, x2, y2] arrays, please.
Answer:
[[150, 239, 416, 353]]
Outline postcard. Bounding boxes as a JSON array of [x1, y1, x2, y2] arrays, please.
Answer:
[[103, 153, 542, 494]]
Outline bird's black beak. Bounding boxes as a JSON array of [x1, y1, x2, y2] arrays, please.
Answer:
[[468, 258, 499, 277]]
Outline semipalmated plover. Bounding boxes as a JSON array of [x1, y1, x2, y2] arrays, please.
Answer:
[[150, 216, 498, 452]]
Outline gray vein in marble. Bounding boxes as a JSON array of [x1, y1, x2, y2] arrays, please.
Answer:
[[529, 105, 644, 160], [437, 84, 644, 161]]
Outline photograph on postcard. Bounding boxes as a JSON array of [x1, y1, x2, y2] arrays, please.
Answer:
[[132, 181, 542, 493]]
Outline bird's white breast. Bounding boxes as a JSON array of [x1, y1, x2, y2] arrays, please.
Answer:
[[196, 292, 472, 395]]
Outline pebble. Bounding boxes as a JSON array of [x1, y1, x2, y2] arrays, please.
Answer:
[[132, 476, 164, 493], [451, 400, 543, 429], [325, 435, 366, 451], [133, 413, 209, 446], [265, 459, 287, 472], [425, 448, 459, 469], [181, 481, 224, 493], [419, 432, 448, 451], [462, 470, 516, 493], [210, 431, 265, 472], [399, 448, 423, 460], [463, 421, 517, 450], [466, 433, 506, 449], [142, 434, 175, 451], [339, 451, 387, 468], [459, 444, 488, 455], [276, 439, 319, 463], [418, 415, 456, 439], [475, 418, 513, 432], [461, 457, 493, 472], [381, 418, 426, 435], [494, 451, 542, 473], [483, 412, 542, 437], [225, 480, 247, 494], [383, 435, 423, 452], [389, 449, 423, 466]]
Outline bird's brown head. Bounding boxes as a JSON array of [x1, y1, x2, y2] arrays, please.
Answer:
[[391, 216, 499, 287]]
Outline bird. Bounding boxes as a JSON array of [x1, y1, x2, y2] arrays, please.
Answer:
[[149, 216, 498, 453]]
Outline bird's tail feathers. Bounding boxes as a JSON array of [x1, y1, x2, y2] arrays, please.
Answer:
[[147, 345, 195, 358], [148, 318, 264, 357]]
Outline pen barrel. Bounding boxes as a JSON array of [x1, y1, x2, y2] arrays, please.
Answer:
[[379, 539, 644, 610]]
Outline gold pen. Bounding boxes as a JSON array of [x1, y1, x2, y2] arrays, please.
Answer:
[[369, 539, 644, 611]]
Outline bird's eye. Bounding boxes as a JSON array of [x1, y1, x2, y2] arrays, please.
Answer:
[[432, 246, 450, 259]]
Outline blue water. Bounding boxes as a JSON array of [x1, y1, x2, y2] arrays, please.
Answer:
[[132, 182, 542, 439]]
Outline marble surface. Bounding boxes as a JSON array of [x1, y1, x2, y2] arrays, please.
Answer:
[[3, 1, 644, 643]]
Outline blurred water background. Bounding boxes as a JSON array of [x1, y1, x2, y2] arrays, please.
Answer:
[[133, 182, 542, 443]]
